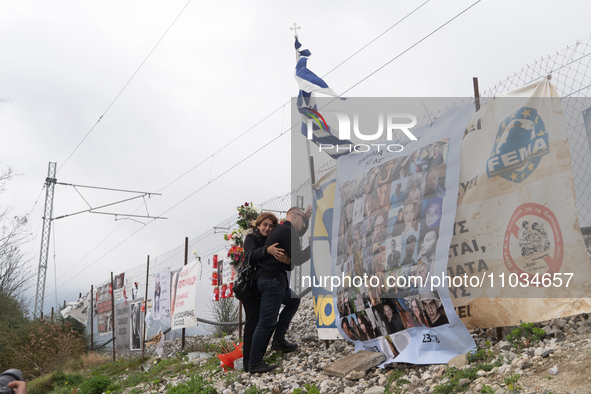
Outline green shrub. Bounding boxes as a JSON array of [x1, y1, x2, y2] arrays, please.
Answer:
[[79, 375, 113, 394], [506, 322, 545, 349]]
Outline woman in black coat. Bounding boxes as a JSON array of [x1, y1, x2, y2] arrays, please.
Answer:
[[241, 212, 287, 372]]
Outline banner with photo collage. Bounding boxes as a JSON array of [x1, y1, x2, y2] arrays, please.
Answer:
[[332, 104, 476, 364]]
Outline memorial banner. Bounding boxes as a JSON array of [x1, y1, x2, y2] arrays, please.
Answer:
[[96, 283, 112, 334], [153, 269, 170, 320], [328, 101, 476, 365], [449, 80, 591, 328], [114, 272, 125, 305], [115, 297, 143, 354], [171, 260, 199, 329], [129, 299, 143, 351]]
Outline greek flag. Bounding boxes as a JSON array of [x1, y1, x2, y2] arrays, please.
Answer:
[[294, 38, 353, 159]]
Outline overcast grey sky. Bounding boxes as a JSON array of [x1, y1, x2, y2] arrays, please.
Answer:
[[1, 0, 590, 315]]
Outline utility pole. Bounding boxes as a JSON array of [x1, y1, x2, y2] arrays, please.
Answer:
[[34, 162, 57, 319], [33, 161, 165, 319]]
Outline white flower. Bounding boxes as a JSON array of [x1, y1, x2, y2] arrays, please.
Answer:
[[192, 250, 197, 255], [252, 203, 261, 214]]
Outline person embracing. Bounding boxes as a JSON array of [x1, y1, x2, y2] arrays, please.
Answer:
[[241, 212, 287, 372], [248, 206, 312, 373]]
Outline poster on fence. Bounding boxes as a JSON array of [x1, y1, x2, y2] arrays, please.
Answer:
[[216, 249, 233, 286], [130, 299, 143, 350], [328, 99, 476, 365], [115, 297, 143, 353], [153, 269, 170, 320], [171, 260, 199, 329], [60, 292, 91, 324], [114, 272, 126, 305], [449, 80, 591, 328], [96, 283, 112, 334], [169, 268, 181, 319]]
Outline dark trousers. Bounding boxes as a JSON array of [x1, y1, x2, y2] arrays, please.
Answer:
[[242, 293, 261, 372], [249, 276, 300, 366]]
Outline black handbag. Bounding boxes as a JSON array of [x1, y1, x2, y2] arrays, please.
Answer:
[[233, 249, 257, 301]]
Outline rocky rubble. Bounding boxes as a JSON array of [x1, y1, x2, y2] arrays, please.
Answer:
[[125, 297, 591, 394]]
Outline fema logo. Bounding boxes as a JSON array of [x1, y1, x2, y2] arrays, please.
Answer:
[[486, 107, 549, 183]]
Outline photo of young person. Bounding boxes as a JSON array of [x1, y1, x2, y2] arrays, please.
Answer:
[[386, 236, 402, 269], [365, 190, 380, 218], [130, 301, 142, 350], [364, 167, 380, 195], [340, 199, 355, 236], [349, 315, 364, 341], [170, 270, 180, 318], [401, 233, 418, 266], [408, 296, 429, 327], [341, 317, 359, 341], [378, 159, 397, 185], [388, 207, 405, 237], [420, 198, 443, 230], [357, 311, 376, 341], [362, 217, 373, 247], [382, 299, 405, 334], [153, 273, 161, 319], [401, 203, 419, 234], [373, 210, 388, 244], [426, 142, 446, 170], [417, 227, 439, 267], [392, 155, 411, 180], [407, 150, 422, 175], [414, 261, 431, 288], [353, 249, 364, 278], [352, 223, 362, 252], [376, 181, 392, 212], [405, 174, 425, 204], [420, 291, 449, 327], [369, 305, 388, 337], [389, 179, 408, 208], [353, 196, 365, 225], [393, 298, 415, 330], [424, 165, 446, 198]]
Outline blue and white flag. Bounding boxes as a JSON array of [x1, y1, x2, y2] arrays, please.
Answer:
[[294, 38, 353, 159]]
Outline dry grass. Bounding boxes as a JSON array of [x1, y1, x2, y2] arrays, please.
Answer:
[[80, 352, 110, 369]]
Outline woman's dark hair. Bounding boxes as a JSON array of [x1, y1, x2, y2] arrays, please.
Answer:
[[255, 212, 278, 228]]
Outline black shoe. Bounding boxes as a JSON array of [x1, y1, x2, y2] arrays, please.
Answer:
[[248, 361, 277, 374], [271, 337, 298, 353]]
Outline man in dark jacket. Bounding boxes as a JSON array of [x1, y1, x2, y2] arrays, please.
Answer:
[[249, 206, 311, 373]]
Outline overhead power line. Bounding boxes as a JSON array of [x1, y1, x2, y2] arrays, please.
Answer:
[[58, 0, 193, 173], [45, 0, 486, 298], [43, 2, 436, 294]]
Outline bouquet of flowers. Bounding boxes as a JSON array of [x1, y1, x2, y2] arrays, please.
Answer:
[[237, 202, 261, 230], [223, 229, 244, 246], [227, 245, 244, 266], [224, 201, 261, 267]]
